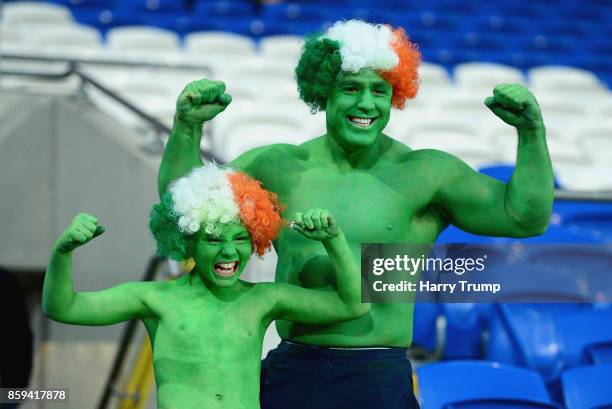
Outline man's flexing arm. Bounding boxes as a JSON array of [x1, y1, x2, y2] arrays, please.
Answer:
[[436, 84, 554, 237]]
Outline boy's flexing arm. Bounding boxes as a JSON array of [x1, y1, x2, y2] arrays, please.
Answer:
[[270, 209, 370, 324], [43, 214, 152, 325]]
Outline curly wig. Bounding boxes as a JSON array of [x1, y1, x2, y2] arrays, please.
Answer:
[[150, 164, 283, 260], [295, 20, 421, 112]]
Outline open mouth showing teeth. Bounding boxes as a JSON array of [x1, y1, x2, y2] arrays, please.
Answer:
[[347, 116, 376, 128], [213, 261, 239, 277]]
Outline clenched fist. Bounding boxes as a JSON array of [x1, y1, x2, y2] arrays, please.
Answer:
[[291, 209, 339, 242], [485, 84, 544, 131], [53, 213, 105, 254], [176, 79, 232, 125]]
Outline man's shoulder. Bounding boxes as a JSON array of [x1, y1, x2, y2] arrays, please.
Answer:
[[383, 136, 463, 165], [232, 142, 309, 171]]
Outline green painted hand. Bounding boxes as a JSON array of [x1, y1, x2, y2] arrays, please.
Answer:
[[291, 208, 339, 242], [485, 84, 544, 131], [53, 213, 105, 254], [176, 79, 232, 125]]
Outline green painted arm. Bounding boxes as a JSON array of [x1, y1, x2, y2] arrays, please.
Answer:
[[158, 79, 231, 196], [271, 209, 370, 324], [42, 214, 151, 325], [436, 84, 554, 237]]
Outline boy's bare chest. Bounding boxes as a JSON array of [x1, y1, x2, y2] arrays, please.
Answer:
[[148, 295, 268, 353]]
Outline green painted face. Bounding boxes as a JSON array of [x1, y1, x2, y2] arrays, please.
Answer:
[[193, 222, 252, 288], [325, 69, 392, 150]]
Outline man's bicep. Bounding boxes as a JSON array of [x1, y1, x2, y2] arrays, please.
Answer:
[[438, 167, 526, 237], [272, 283, 354, 324], [67, 282, 152, 325]]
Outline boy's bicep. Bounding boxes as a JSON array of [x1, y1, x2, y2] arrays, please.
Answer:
[[65, 282, 152, 325]]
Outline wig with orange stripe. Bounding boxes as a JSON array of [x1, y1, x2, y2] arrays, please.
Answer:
[[296, 20, 421, 112], [150, 164, 283, 261], [228, 172, 284, 256]]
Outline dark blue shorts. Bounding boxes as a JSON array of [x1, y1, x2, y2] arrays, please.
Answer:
[[260, 341, 420, 409]]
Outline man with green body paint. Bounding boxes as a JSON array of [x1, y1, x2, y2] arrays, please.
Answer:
[[159, 20, 554, 409]]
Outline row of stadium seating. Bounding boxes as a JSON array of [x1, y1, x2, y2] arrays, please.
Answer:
[[3, 0, 612, 86], [417, 360, 612, 409]]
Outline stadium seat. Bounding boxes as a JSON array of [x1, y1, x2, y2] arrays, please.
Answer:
[[441, 303, 484, 359], [419, 62, 453, 87], [117, 0, 186, 13], [403, 118, 501, 167], [23, 24, 103, 58], [412, 303, 440, 354], [555, 310, 612, 367], [3, 1, 74, 25], [259, 35, 303, 64], [580, 125, 612, 165], [454, 62, 525, 91], [528, 65, 606, 93], [562, 365, 612, 409], [184, 31, 256, 57], [70, 9, 144, 32], [486, 304, 590, 384], [106, 26, 180, 52], [554, 163, 612, 192], [212, 105, 308, 161], [417, 361, 561, 409]]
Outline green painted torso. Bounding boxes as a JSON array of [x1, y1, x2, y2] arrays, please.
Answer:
[[244, 136, 451, 347], [141, 277, 273, 409]]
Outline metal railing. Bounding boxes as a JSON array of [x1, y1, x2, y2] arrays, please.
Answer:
[[0, 52, 222, 163]]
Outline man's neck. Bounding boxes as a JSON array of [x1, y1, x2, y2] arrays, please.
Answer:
[[324, 132, 385, 171]]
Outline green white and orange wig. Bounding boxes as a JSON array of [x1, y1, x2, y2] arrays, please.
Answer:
[[296, 19, 421, 111], [150, 163, 283, 261]]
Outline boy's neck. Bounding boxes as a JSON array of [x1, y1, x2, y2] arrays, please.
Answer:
[[189, 270, 244, 301]]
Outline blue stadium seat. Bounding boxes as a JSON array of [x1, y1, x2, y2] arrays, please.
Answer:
[[558, 203, 612, 242], [48, 0, 118, 9], [463, 15, 532, 36], [71, 9, 144, 33], [117, 0, 187, 13], [555, 310, 612, 367], [261, 3, 329, 24], [143, 13, 212, 36], [562, 365, 612, 409], [417, 361, 562, 409], [412, 303, 440, 353], [442, 303, 484, 359], [486, 304, 588, 383], [193, 0, 256, 19]]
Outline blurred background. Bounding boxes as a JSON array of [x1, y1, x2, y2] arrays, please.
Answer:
[[1, 0, 611, 408]]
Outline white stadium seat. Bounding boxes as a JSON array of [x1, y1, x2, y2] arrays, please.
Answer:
[[184, 31, 256, 58], [419, 62, 452, 87], [454, 62, 525, 88], [259, 35, 304, 64], [579, 124, 612, 165], [528, 65, 606, 93], [2, 2, 73, 25], [400, 118, 500, 167], [106, 26, 181, 52], [212, 104, 308, 160]]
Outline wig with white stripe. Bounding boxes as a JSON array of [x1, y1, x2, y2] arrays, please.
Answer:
[[324, 20, 399, 73], [168, 163, 239, 236]]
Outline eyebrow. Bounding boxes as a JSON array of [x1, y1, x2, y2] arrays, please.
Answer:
[[338, 78, 391, 88]]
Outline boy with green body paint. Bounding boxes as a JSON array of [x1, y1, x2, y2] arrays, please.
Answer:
[[43, 163, 369, 409], [159, 20, 554, 409]]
